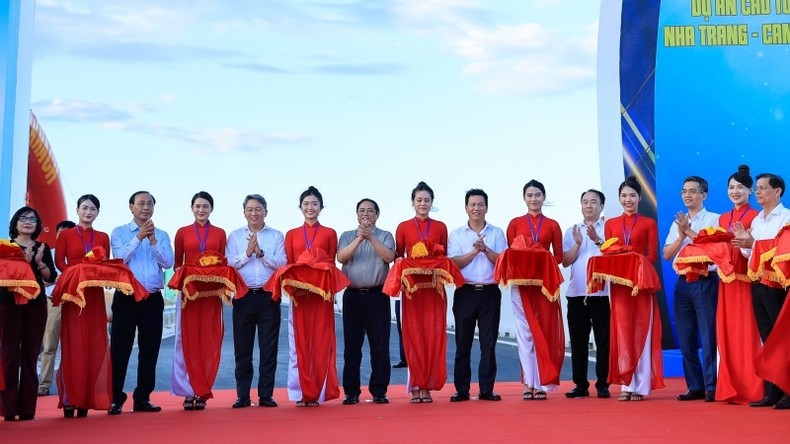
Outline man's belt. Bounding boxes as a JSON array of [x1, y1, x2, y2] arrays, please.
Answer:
[[347, 285, 384, 295], [462, 283, 498, 291], [247, 288, 271, 294]]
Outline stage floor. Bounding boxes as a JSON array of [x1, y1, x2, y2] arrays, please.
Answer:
[[4, 378, 789, 443]]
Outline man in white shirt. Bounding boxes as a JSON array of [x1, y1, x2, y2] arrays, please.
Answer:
[[562, 189, 609, 399], [447, 189, 507, 402], [663, 176, 721, 402], [226, 194, 287, 408], [733, 173, 790, 409]]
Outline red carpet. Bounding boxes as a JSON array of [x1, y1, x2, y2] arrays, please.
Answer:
[[3, 378, 788, 443]]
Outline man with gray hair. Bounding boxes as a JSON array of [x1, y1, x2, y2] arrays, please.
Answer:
[[226, 194, 287, 408]]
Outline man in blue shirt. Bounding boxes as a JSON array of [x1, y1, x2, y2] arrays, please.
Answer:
[[108, 191, 174, 415]]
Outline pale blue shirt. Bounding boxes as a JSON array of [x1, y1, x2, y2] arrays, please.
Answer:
[[111, 221, 175, 293], [226, 224, 287, 288], [447, 222, 507, 285]]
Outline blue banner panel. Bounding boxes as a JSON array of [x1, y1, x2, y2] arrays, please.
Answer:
[[656, 0, 790, 344]]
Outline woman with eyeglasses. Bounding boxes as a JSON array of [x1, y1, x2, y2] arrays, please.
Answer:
[[733, 172, 790, 409], [54, 194, 112, 418], [0, 207, 56, 421], [602, 176, 662, 402]]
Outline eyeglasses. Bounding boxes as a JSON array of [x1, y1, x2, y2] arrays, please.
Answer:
[[680, 189, 700, 196], [357, 208, 377, 214], [19, 216, 38, 223]]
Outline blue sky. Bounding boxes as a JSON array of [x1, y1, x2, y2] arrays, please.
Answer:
[[31, 0, 602, 237]]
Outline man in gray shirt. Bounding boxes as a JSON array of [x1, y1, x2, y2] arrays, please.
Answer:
[[337, 198, 396, 405]]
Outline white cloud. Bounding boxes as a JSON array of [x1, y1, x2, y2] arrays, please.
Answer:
[[394, 0, 597, 97], [33, 98, 309, 154], [32, 98, 139, 122], [105, 122, 312, 153]]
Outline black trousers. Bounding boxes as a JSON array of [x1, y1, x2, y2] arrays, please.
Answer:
[[110, 291, 164, 405], [751, 283, 788, 401], [394, 299, 406, 363], [232, 289, 281, 401], [342, 287, 391, 397], [566, 296, 610, 391], [452, 284, 501, 395], [0, 301, 47, 418]]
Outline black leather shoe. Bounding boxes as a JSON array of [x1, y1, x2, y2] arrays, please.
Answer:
[[392, 361, 407, 369], [748, 397, 777, 407], [450, 392, 470, 402], [704, 391, 716, 402], [258, 398, 278, 408], [132, 401, 162, 412], [372, 395, 389, 404], [478, 392, 502, 401], [342, 395, 360, 405], [677, 390, 705, 401], [773, 396, 790, 410], [232, 398, 251, 409], [565, 387, 590, 398], [597, 388, 611, 398], [107, 403, 122, 415]]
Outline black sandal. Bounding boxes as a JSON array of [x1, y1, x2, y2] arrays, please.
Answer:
[[183, 397, 195, 411], [194, 397, 206, 410]]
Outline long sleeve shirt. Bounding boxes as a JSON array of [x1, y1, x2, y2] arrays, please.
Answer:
[[111, 221, 175, 293], [506, 213, 563, 264], [604, 213, 659, 264], [226, 225, 287, 288]]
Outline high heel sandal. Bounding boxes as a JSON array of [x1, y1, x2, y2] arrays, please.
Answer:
[[63, 406, 75, 418], [76, 408, 88, 418], [194, 397, 206, 410], [183, 397, 196, 410]]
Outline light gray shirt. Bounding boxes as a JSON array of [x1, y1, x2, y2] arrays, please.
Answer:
[[338, 227, 395, 288]]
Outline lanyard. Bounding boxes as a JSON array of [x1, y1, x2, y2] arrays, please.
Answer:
[[728, 206, 750, 232], [194, 221, 210, 253], [76, 226, 94, 254], [622, 214, 639, 246], [414, 217, 431, 241], [526, 214, 544, 243], [303, 223, 321, 250]]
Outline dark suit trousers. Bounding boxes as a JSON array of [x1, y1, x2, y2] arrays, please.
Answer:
[[674, 275, 719, 392], [452, 284, 501, 395], [110, 291, 164, 404], [394, 299, 406, 363], [751, 283, 788, 401], [342, 288, 391, 397], [232, 289, 281, 401], [0, 302, 47, 418], [566, 296, 610, 391]]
